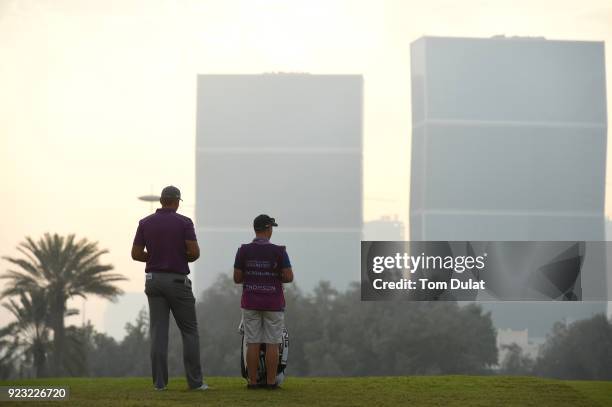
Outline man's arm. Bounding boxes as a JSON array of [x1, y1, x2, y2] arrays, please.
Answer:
[[281, 267, 293, 283], [234, 268, 244, 283], [280, 249, 293, 283], [131, 245, 149, 262], [233, 248, 243, 283], [132, 222, 148, 262], [186, 240, 200, 262]]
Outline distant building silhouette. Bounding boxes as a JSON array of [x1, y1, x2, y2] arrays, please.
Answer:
[[409, 36, 608, 337], [496, 328, 540, 365], [195, 74, 363, 292], [363, 215, 404, 241]]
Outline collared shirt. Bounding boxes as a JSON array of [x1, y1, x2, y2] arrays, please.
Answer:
[[133, 208, 197, 275]]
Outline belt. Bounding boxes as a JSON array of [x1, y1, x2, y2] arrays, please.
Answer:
[[146, 272, 192, 288], [145, 272, 189, 282]]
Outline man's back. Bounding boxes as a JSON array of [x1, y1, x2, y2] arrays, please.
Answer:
[[134, 208, 196, 274], [235, 238, 288, 311]]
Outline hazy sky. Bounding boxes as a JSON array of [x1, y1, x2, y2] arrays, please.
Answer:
[[1, 0, 611, 336]]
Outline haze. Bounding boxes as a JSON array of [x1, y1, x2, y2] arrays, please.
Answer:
[[1, 0, 611, 337]]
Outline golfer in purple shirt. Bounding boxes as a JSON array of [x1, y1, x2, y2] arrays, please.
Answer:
[[234, 214, 294, 389], [131, 186, 207, 391]]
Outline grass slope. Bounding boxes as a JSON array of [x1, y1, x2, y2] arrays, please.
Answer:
[[1, 376, 611, 407]]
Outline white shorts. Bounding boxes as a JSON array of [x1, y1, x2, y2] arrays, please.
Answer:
[[242, 309, 284, 344]]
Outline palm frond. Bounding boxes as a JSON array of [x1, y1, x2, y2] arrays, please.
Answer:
[[1, 257, 41, 280], [3, 234, 125, 299], [0, 271, 40, 299]]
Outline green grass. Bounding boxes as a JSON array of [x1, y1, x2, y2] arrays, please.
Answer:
[[1, 376, 611, 406]]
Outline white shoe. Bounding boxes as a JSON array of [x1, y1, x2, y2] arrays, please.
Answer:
[[154, 387, 167, 391], [192, 383, 209, 391]]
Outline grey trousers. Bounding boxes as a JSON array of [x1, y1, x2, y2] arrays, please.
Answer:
[[144, 272, 203, 389]]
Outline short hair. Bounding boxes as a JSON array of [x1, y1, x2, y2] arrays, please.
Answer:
[[160, 197, 179, 206]]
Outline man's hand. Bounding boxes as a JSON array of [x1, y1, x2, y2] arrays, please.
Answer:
[[131, 245, 149, 262], [186, 240, 200, 262], [234, 268, 244, 283], [281, 267, 293, 283]]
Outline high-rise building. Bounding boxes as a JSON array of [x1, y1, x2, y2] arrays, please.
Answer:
[[195, 74, 363, 293], [409, 36, 608, 337]]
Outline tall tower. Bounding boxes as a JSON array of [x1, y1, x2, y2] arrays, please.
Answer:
[[409, 36, 608, 337], [195, 74, 363, 292]]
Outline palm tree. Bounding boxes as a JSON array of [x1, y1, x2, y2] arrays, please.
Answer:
[[0, 324, 20, 379], [1, 233, 126, 376], [2, 288, 83, 378], [2, 288, 53, 377]]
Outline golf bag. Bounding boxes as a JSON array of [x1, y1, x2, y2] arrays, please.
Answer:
[[238, 320, 289, 385]]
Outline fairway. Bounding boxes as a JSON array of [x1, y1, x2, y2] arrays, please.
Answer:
[[1, 376, 611, 406]]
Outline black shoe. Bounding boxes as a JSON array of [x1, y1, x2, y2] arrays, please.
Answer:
[[246, 384, 259, 390], [266, 383, 280, 390]]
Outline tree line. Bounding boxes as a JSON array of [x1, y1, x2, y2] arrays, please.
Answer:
[[498, 314, 612, 380], [1, 234, 611, 380]]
